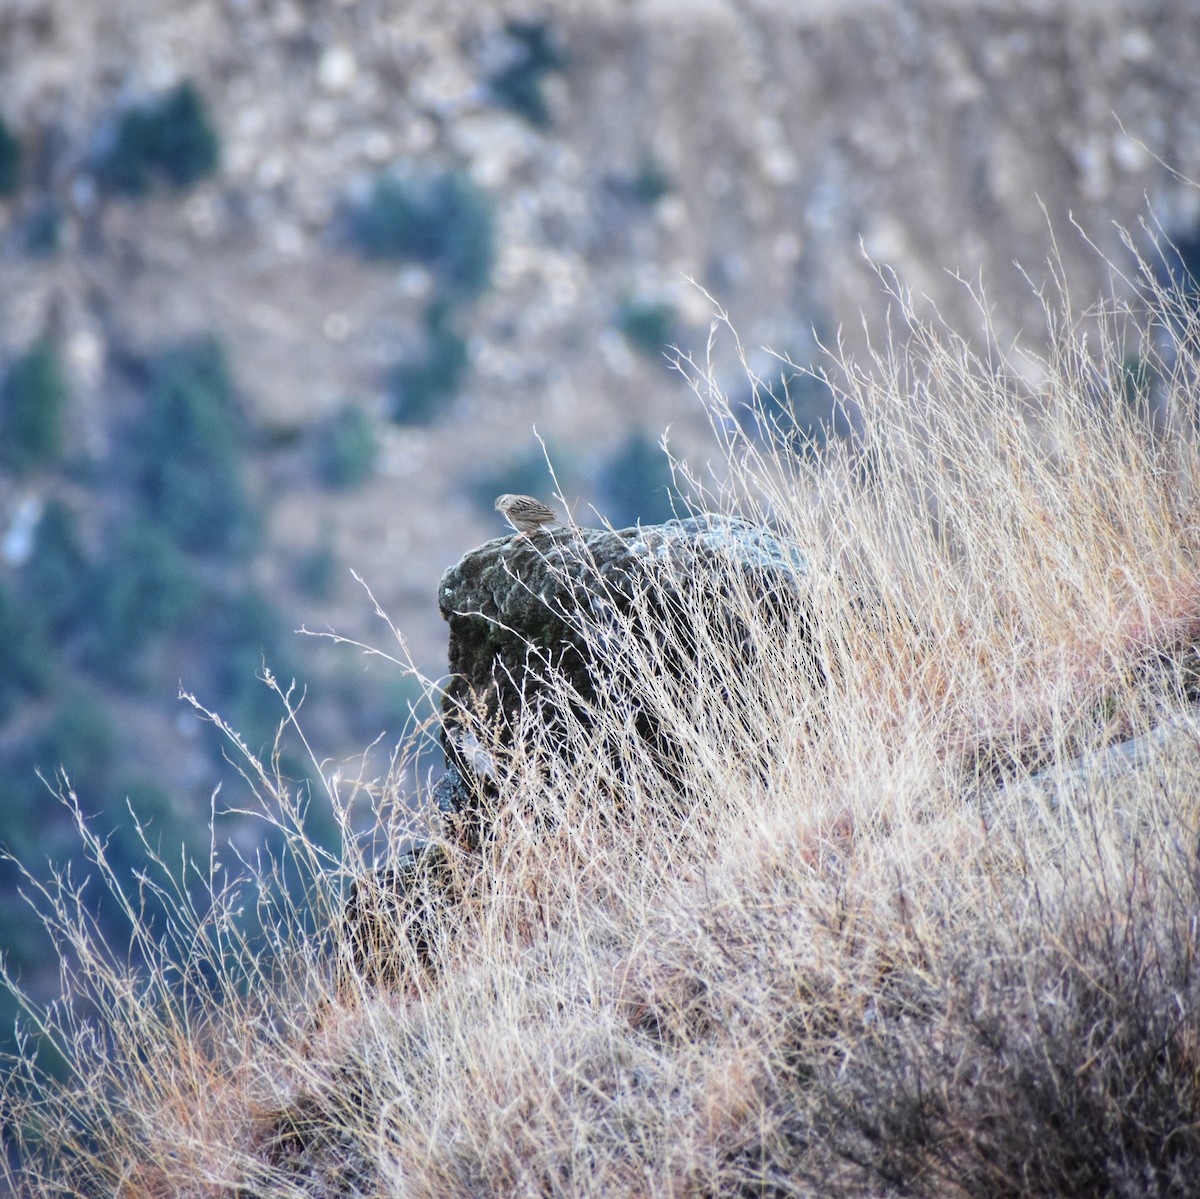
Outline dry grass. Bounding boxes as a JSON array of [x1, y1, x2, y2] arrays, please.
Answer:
[[5, 232, 1200, 1197]]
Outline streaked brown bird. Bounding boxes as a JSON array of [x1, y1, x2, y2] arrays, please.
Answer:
[[495, 493, 564, 536]]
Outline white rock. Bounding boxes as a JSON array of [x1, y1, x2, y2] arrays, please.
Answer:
[[318, 45, 358, 94], [1112, 133, 1151, 174], [2, 497, 43, 567]]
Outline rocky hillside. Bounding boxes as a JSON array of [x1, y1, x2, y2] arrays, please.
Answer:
[[0, 0, 1197, 832]]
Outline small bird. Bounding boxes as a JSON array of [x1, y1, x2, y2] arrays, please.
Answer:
[[495, 493, 564, 537]]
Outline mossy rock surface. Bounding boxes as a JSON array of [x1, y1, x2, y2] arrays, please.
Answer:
[[436, 516, 813, 838]]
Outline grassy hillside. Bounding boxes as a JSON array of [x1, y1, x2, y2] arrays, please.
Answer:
[[5, 239, 1200, 1196], [3, 1, 1200, 1117]]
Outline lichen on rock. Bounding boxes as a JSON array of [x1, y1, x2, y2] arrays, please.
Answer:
[[435, 514, 815, 845]]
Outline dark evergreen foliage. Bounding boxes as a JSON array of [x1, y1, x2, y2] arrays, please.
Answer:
[[128, 338, 255, 555], [319, 406, 378, 488], [390, 301, 469, 425], [96, 82, 218, 196], [84, 518, 201, 680], [485, 20, 566, 127], [19, 501, 89, 639], [0, 586, 53, 722], [615, 299, 679, 357], [349, 170, 494, 297], [0, 114, 22, 195], [598, 430, 677, 527], [1, 339, 68, 476]]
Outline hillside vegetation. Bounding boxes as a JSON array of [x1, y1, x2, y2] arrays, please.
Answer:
[[5, 241, 1200, 1196], [3, 0, 1200, 1092]]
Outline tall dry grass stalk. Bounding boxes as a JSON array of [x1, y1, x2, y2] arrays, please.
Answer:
[[5, 236, 1200, 1197]]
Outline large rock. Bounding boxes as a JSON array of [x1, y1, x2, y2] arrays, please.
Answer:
[[435, 515, 813, 843], [342, 516, 813, 986]]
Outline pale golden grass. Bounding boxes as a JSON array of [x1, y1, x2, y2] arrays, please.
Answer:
[[5, 236, 1200, 1196]]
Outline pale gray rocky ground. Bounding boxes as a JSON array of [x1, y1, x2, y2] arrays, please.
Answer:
[[0, 0, 1197, 786]]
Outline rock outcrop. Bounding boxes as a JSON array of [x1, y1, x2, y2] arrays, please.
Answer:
[[435, 515, 813, 845], [341, 515, 815, 986]]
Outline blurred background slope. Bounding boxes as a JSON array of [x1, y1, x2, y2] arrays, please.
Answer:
[[0, 0, 1198, 1047]]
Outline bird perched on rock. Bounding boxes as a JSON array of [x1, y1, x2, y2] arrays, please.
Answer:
[[495, 493, 564, 537]]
